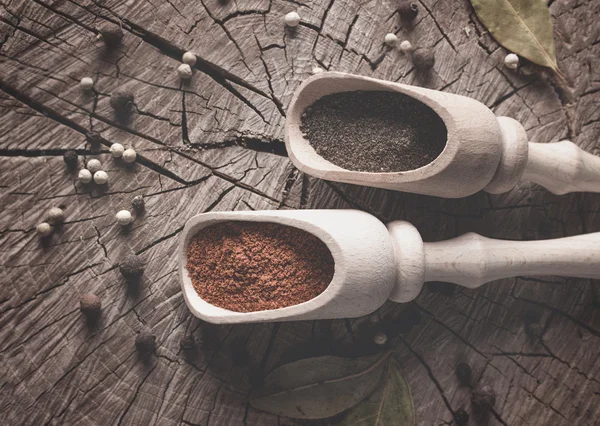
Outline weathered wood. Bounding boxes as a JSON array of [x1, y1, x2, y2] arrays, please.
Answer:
[[0, 0, 598, 425]]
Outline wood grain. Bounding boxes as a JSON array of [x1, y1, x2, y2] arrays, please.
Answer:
[[1, 0, 599, 425]]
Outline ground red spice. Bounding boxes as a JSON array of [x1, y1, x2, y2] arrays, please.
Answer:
[[186, 221, 335, 313]]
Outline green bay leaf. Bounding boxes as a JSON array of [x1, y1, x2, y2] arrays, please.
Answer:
[[250, 352, 391, 420], [470, 0, 558, 71], [332, 358, 415, 426]]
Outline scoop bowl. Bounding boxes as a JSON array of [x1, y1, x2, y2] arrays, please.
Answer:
[[178, 209, 396, 324]]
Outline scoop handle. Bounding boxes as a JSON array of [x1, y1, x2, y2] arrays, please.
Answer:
[[422, 232, 600, 289], [522, 141, 600, 195]]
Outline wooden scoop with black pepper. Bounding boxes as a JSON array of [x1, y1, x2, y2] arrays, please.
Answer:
[[179, 210, 600, 324], [286, 72, 600, 198]]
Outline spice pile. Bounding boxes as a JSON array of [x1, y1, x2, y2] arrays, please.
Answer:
[[186, 221, 335, 312], [300, 90, 447, 172]]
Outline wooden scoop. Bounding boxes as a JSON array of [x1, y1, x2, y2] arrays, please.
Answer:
[[285, 72, 600, 197], [179, 209, 600, 324]]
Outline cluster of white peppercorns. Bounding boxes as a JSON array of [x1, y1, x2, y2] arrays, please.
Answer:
[[36, 206, 65, 237], [78, 158, 108, 185], [178, 51, 196, 80], [72, 142, 136, 187], [382, 33, 434, 71], [384, 33, 413, 53]]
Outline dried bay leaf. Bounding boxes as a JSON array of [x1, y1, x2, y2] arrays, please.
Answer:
[[250, 352, 391, 419], [332, 358, 415, 426], [470, 0, 558, 71]]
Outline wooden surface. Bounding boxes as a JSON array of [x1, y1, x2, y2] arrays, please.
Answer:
[[1, 0, 598, 425]]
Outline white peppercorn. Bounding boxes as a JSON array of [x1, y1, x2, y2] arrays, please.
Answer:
[[284, 11, 300, 27], [110, 143, 125, 158], [177, 63, 193, 80], [80, 77, 94, 91], [116, 209, 133, 225], [86, 159, 101, 173], [36, 222, 52, 237], [399, 40, 413, 52], [93, 170, 108, 185], [122, 148, 137, 163], [373, 331, 388, 345], [504, 53, 519, 69], [182, 51, 197, 66], [78, 168, 93, 183], [384, 33, 398, 46], [311, 66, 324, 74], [47, 207, 65, 224]]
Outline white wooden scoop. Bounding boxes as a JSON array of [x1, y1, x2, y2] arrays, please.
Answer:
[[179, 210, 600, 324], [285, 72, 600, 197]]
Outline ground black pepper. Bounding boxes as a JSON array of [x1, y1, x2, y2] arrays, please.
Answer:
[[300, 91, 447, 172], [186, 221, 335, 313]]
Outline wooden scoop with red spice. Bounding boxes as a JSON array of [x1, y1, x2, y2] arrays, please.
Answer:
[[179, 210, 600, 324]]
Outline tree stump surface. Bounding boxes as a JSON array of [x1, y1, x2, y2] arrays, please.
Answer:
[[1, 0, 599, 425]]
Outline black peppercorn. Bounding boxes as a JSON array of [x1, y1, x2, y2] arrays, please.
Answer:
[[398, 1, 418, 20], [63, 150, 78, 168], [119, 253, 144, 280], [180, 334, 196, 350], [98, 22, 123, 48], [455, 362, 472, 386], [135, 328, 156, 353], [454, 408, 469, 426], [413, 48, 435, 70], [86, 131, 102, 146], [110, 89, 134, 114], [80, 293, 101, 316], [471, 385, 496, 410], [131, 195, 145, 211]]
